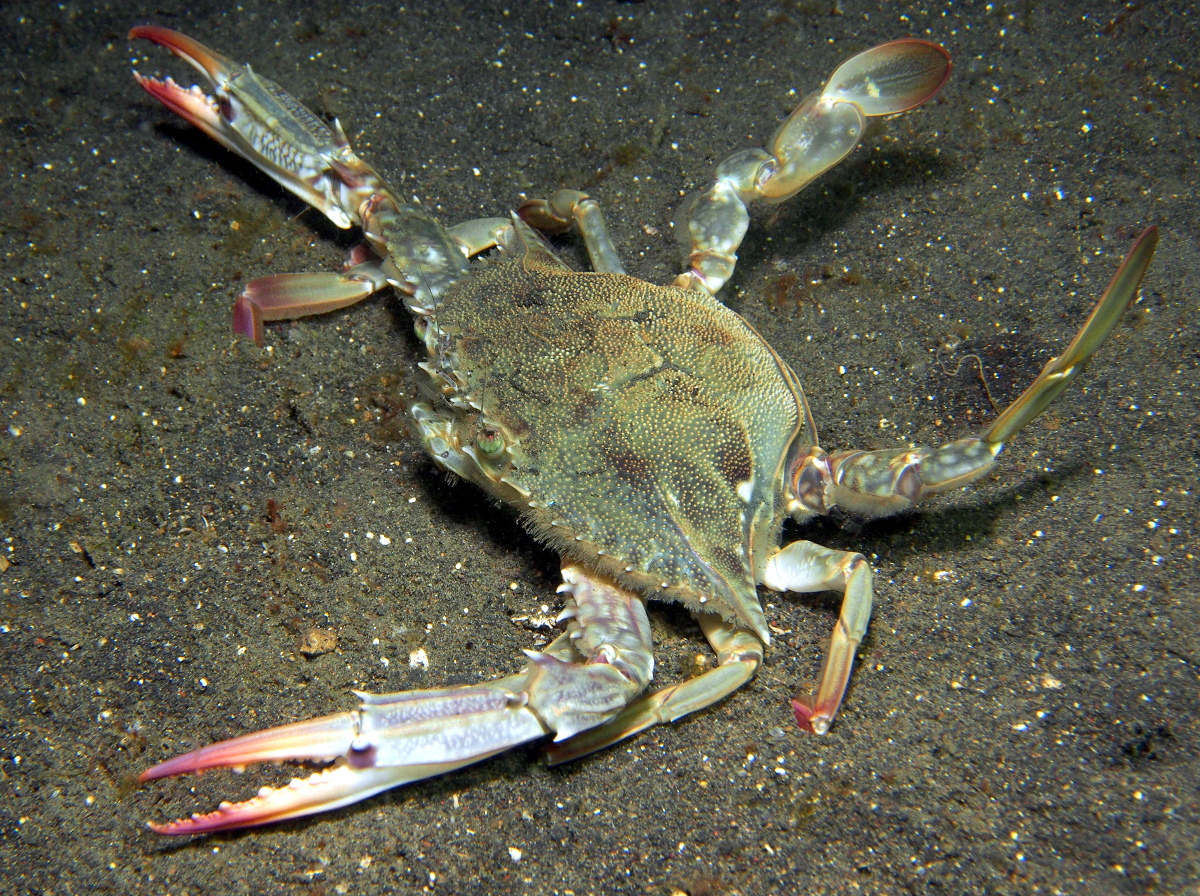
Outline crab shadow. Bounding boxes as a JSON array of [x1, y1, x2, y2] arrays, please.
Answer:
[[734, 146, 954, 282], [145, 120, 359, 249], [788, 458, 1089, 583]]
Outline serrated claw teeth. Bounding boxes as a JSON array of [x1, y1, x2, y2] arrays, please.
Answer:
[[146, 763, 421, 835]]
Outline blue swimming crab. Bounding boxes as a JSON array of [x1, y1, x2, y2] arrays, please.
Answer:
[[129, 26, 1157, 834]]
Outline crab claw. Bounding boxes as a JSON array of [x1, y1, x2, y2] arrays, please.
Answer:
[[139, 677, 558, 834], [139, 711, 359, 783], [129, 27, 253, 168], [145, 764, 433, 835], [129, 25, 364, 229], [138, 710, 406, 835]]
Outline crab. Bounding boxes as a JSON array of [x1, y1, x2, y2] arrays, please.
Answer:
[[129, 26, 1157, 835]]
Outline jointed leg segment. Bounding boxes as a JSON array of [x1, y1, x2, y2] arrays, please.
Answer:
[[519, 190, 627, 275], [763, 542, 873, 734], [675, 41, 952, 297], [790, 227, 1159, 520], [547, 613, 764, 765]]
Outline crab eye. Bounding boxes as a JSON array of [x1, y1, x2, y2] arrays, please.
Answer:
[[476, 427, 505, 457]]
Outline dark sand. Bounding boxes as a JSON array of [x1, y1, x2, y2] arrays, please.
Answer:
[[1, 2, 1195, 893]]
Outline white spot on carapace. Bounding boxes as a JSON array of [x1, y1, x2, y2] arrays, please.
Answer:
[[736, 480, 755, 503]]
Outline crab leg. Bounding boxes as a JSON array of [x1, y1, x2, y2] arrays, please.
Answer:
[[676, 39, 951, 297], [790, 227, 1159, 519], [130, 26, 468, 340], [761, 542, 874, 734], [140, 567, 654, 834], [545, 614, 764, 765], [229, 259, 391, 345], [518, 190, 627, 275], [770, 228, 1156, 735]]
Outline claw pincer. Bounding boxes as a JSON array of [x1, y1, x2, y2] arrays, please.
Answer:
[[132, 26, 361, 229]]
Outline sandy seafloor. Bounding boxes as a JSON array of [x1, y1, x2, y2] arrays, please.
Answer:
[[0, 1, 1196, 893]]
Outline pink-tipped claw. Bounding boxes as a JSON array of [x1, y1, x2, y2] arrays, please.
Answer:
[[138, 675, 553, 834], [130, 68, 219, 132], [139, 712, 360, 783], [140, 711, 398, 835], [129, 26, 246, 157], [129, 26, 236, 83], [130, 63, 227, 143]]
